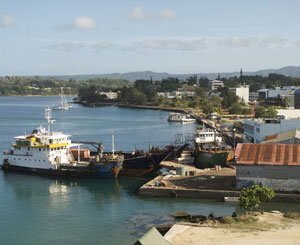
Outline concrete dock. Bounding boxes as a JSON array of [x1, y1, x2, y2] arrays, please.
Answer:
[[138, 164, 300, 203]]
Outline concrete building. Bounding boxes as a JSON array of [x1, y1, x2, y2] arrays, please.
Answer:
[[294, 89, 300, 109], [258, 87, 298, 100], [208, 80, 224, 91], [249, 92, 259, 103], [243, 118, 300, 143], [234, 84, 249, 104], [235, 143, 300, 192], [277, 109, 300, 119], [263, 129, 300, 144]]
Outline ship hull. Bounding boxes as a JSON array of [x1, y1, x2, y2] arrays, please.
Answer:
[[1, 160, 122, 179], [119, 146, 178, 177], [120, 153, 166, 177], [194, 149, 228, 169]]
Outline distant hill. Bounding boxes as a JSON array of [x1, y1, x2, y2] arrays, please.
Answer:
[[45, 66, 300, 81]]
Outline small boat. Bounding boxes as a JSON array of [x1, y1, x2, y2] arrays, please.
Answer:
[[168, 112, 183, 122], [168, 113, 196, 124], [180, 115, 196, 124], [53, 87, 72, 110], [193, 127, 232, 169], [1, 108, 123, 178]]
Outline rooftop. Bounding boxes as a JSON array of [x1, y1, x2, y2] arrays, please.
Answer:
[[235, 143, 300, 166], [263, 129, 300, 143]]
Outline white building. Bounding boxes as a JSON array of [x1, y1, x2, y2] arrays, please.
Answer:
[[98, 91, 118, 99], [157, 91, 195, 99], [277, 109, 300, 119], [235, 84, 249, 104], [243, 118, 300, 143], [208, 80, 224, 91]]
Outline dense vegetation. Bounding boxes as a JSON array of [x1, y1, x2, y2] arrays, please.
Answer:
[[0, 76, 129, 96], [2, 72, 299, 117], [222, 73, 300, 92]]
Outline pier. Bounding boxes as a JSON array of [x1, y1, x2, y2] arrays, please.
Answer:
[[138, 163, 300, 203]]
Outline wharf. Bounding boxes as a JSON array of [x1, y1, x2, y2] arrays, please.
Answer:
[[138, 163, 300, 203]]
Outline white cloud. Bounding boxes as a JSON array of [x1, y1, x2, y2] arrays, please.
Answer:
[[47, 40, 114, 53], [160, 9, 176, 19], [46, 36, 298, 54], [129, 7, 176, 21], [216, 37, 257, 48], [258, 36, 287, 48], [74, 16, 96, 30], [135, 38, 207, 51], [92, 41, 113, 51], [130, 6, 148, 21], [0, 15, 15, 28], [48, 42, 85, 52], [216, 36, 289, 48]]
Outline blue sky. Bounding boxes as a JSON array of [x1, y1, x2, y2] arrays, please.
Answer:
[[1, 0, 300, 75]]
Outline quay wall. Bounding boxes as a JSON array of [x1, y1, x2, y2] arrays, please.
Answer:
[[138, 186, 300, 203]]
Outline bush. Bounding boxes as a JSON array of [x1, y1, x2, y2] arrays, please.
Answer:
[[239, 185, 275, 211]]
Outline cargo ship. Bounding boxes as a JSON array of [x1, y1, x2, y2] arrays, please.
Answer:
[[1, 108, 123, 178], [193, 127, 232, 169]]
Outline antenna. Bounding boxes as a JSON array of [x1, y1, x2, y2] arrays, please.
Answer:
[[45, 107, 55, 133]]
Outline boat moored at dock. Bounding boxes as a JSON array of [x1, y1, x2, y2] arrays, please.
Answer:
[[168, 113, 196, 124], [193, 127, 232, 169], [1, 108, 123, 178]]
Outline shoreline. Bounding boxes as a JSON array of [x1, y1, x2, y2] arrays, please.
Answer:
[[77, 100, 192, 114]]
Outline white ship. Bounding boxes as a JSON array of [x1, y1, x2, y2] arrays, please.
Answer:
[[1, 108, 123, 178]]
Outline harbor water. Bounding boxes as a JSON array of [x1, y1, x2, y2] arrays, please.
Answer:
[[0, 96, 297, 245]]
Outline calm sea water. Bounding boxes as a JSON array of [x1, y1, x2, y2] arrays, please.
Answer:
[[0, 96, 297, 245]]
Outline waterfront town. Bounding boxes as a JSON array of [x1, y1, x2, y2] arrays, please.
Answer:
[[73, 72, 300, 243], [1, 1, 300, 244], [2, 70, 300, 243]]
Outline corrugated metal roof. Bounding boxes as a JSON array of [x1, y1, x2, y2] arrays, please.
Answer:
[[235, 143, 300, 166]]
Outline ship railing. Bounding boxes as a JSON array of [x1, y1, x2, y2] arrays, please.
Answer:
[[3, 150, 13, 155], [2, 150, 33, 157]]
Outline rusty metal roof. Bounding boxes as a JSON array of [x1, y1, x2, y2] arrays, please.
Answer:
[[235, 143, 300, 166]]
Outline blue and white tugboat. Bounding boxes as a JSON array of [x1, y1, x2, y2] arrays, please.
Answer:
[[1, 108, 123, 178]]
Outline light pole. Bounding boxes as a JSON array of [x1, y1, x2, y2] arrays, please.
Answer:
[[232, 128, 236, 150]]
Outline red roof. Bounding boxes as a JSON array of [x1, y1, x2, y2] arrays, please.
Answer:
[[235, 143, 300, 166]]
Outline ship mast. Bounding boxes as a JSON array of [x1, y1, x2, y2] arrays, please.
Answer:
[[45, 107, 54, 133], [111, 131, 115, 157]]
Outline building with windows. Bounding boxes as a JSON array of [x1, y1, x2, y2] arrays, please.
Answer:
[[208, 80, 224, 91], [243, 118, 300, 143]]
